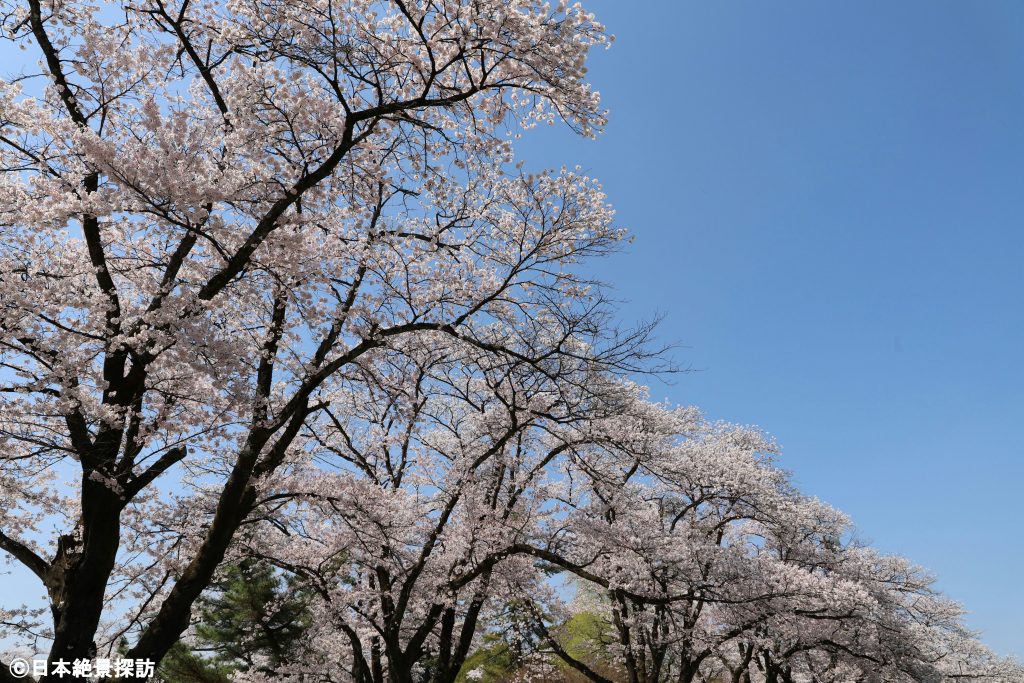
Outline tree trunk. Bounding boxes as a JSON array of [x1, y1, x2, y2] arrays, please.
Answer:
[[42, 477, 124, 683], [676, 659, 699, 683]]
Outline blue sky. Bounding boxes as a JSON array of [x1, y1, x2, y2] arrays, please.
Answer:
[[519, 0, 1024, 657]]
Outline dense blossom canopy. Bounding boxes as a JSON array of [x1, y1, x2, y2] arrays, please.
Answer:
[[0, 1, 1019, 682]]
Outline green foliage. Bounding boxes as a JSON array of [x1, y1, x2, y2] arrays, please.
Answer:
[[195, 559, 311, 670], [454, 609, 622, 683], [553, 610, 622, 682], [454, 633, 517, 683], [158, 642, 231, 683], [157, 560, 311, 682], [559, 611, 613, 663]]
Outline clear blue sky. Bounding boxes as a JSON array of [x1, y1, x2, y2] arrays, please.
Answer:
[[520, 0, 1024, 657]]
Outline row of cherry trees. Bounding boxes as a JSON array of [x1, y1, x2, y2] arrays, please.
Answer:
[[0, 0, 1018, 681], [218, 371, 1021, 683]]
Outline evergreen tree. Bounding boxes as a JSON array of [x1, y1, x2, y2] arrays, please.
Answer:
[[158, 560, 311, 682]]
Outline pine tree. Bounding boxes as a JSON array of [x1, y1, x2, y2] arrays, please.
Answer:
[[158, 560, 311, 682]]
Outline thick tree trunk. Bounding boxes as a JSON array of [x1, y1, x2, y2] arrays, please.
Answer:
[[42, 477, 124, 683], [676, 659, 700, 683], [432, 608, 457, 682], [388, 659, 415, 683], [371, 638, 385, 683]]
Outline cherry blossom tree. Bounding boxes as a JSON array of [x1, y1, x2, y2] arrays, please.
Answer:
[[0, 0, 654, 678], [518, 413, 800, 683], [509, 413, 1024, 683], [215, 369, 677, 683]]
